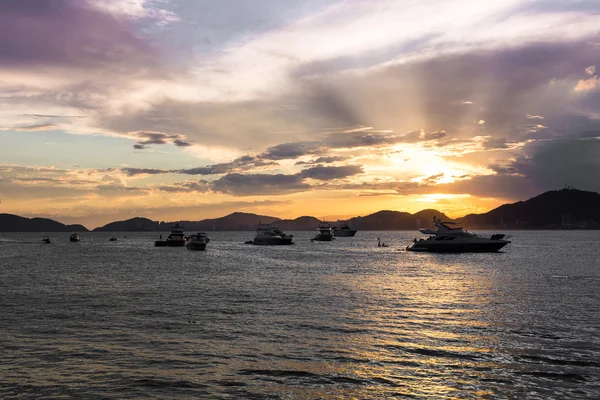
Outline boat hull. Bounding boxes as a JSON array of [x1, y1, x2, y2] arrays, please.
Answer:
[[407, 241, 509, 253], [69, 238, 80, 242], [333, 230, 357, 237], [252, 237, 293, 245], [186, 241, 207, 251], [154, 240, 168, 247], [166, 239, 185, 247]]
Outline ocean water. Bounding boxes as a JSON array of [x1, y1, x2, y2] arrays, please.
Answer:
[[1, 230, 599, 399]]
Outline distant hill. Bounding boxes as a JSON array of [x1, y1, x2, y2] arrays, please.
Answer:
[[273, 216, 321, 231], [92, 217, 159, 232], [92, 210, 450, 232], [93, 212, 280, 232], [458, 189, 600, 229], [348, 209, 451, 230], [0, 214, 88, 232], [7, 189, 600, 232]]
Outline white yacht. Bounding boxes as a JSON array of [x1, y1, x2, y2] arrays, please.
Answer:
[[185, 233, 209, 251], [166, 223, 186, 247], [406, 217, 510, 252], [332, 221, 357, 237], [250, 224, 293, 245], [312, 222, 334, 241]]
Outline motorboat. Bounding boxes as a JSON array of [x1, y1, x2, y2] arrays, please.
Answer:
[[166, 223, 186, 247], [185, 232, 210, 251], [406, 216, 511, 252], [250, 224, 293, 245], [69, 233, 80, 242], [42, 236, 51, 244], [332, 221, 357, 237], [312, 222, 334, 242], [109, 237, 117, 241]]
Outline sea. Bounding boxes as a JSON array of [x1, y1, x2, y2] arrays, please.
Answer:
[[1, 230, 599, 399]]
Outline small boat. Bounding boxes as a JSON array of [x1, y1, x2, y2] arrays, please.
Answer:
[[185, 232, 210, 251], [406, 216, 511, 252], [312, 222, 334, 242], [250, 224, 293, 245], [42, 236, 51, 244], [166, 223, 186, 247], [109, 237, 117, 242], [69, 233, 80, 242], [332, 221, 357, 237]]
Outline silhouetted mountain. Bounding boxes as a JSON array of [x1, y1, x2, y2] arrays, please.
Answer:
[[92, 217, 158, 232], [458, 189, 600, 229], [10, 189, 599, 232], [163, 212, 279, 231], [273, 216, 321, 231], [0, 214, 88, 232], [348, 209, 451, 230]]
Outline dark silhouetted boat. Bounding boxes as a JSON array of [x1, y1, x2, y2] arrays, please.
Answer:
[[332, 221, 357, 237], [406, 217, 510, 252], [185, 232, 209, 251], [312, 222, 334, 241], [249, 224, 293, 245], [166, 223, 186, 247], [69, 233, 80, 242]]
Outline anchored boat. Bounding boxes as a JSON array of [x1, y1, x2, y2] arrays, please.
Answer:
[[185, 232, 210, 251], [406, 217, 510, 252]]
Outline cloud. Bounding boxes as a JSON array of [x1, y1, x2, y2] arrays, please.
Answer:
[[130, 131, 192, 149], [0, 0, 156, 69], [120, 167, 170, 177], [176, 156, 278, 176], [158, 180, 211, 193], [300, 165, 364, 180], [295, 155, 350, 165], [0, 123, 58, 132], [260, 141, 322, 160], [211, 173, 310, 196], [575, 76, 600, 92]]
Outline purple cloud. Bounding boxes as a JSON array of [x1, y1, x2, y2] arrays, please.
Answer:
[[0, 0, 154, 69]]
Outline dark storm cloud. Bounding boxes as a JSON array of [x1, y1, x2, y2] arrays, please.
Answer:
[[438, 137, 600, 200], [508, 137, 600, 192], [299, 165, 364, 180], [211, 173, 310, 196], [0, 0, 154, 69]]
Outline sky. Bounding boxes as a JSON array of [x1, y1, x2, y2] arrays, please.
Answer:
[[1, 0, 600, 228]]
